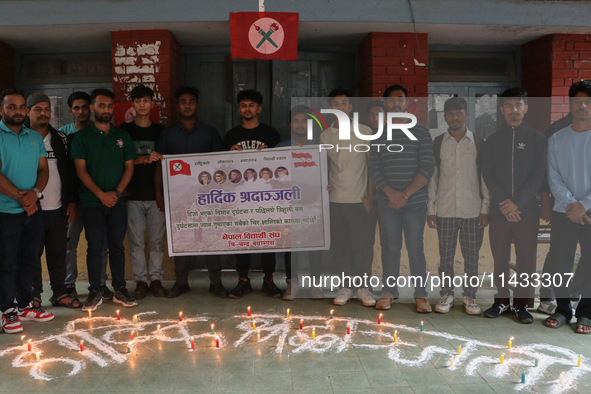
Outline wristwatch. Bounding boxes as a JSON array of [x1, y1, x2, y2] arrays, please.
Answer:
[[33, 188, 43, 200], [115, 189, 123, 199]]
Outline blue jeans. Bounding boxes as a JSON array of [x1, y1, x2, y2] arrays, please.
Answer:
[[0, 209, 44, 312], [377, 198, 428, 298], [82, 200, 128, 292]]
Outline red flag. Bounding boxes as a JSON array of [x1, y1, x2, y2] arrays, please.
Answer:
[[231, 12, 298, 60], [170, 160, 191, 176], [292, 152, 317, 168]]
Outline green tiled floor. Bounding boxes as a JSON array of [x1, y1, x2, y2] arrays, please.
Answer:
[[1, 272, 590, 393]]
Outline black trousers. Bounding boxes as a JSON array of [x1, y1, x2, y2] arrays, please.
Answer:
[[33, 209, 68, 299], [236, 253, 275, 279], [545, 211, 591, 320], [174, 255, 222, 285]]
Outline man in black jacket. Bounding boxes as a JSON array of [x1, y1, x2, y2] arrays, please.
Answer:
[[27, 93, 81, 308], [481, 88, 546, 324]]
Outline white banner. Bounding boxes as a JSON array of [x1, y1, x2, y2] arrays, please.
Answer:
[[162, 146, 330, 256]]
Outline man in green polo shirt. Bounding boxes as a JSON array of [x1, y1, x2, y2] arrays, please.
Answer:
[[0, 89, 54, 334], [71, 88, 138, 312]]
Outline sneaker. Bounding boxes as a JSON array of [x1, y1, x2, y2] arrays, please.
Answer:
[[333, 288, 353, 306], [512, 303, 533, 324], [1, 309, 23, 333], [228, 278, 254, 299], [311, 286, 325, 300], [462, 296, 481, 315], [100, 285, 114, 301], [82, 291, 103, 312], [113, 288, 138, 308], [262, 278, 282, 298], [132, 281, 149, 300], [483, 302, 510, 318], [283, 279, 298, 300], [375, 292, 395, 310], [18, 303, 54, 322], [357, 288, 376, 307], [434, 294, 454, 313], [167, 282, 190, 298], [537, 299, 557, 315], [415, 298, 433, 313]]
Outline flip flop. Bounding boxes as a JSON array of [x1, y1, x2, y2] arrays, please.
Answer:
[[50, 294, 81, 309], [545, 313, 568, 329], [576, 317, 591, 334]]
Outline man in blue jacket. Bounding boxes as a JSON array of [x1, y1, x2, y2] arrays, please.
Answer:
[[481, 87, 546, 324]]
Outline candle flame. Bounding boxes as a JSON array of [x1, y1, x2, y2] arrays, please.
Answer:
[[510, 336, 514, 340], [28, 339, 31, 343]]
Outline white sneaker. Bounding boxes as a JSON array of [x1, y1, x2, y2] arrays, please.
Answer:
[[311, 286, 325, 300], [462, 296, 481, 315], [333, 288, 353, 306], [283, 280, 298, 301], [434, 294, 454, 313], [357, 288, 376, 307], [537, 300, 557, 315]]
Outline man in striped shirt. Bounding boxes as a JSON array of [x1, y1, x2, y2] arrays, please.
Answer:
[[369, 84, 435, 312]]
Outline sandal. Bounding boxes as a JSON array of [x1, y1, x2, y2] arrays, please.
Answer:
[[545, 313, 569, 329], [576, 317, 591, 334], [50, 294, 81, 309]]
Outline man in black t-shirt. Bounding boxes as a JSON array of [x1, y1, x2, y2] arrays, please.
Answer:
[[223, 90, 282, 299], [119, 85, 166, 300]]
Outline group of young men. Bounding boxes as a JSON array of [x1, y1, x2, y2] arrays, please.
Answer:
[[0, 78, 589, 335]]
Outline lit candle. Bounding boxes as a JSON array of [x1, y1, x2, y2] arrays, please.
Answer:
[[312, 328, 316, 340], [420, 321, 424, 332], [521, 372, 525, 384], [247, 306, 251, 317], [134, 315, 138, 324], [257, 330, 260, 341], [156, 325, 161, 335], [215, 335, 220, 348], [211, 324, 215, 335], [71, 322, 75, 331], [300, 319, 303, 330], [378, 314, 382, 325], [190, 336, 195, 350], [88, 310, 92, 319], [252, 321, 256, 330], [577, 355, 582, 367], [458, 345, 462, 355], [130, 331, 134, 341], [80, 340, 84, 352], [286, 309, 290, 318], [278, 335, 282, 346], [127, 342, 131, 353], [330, 309, 334, 319], [500, 353, 504, 364], [36, 352, 40, 362], [116, 310, 120, 320], [394, 330, 398, 343], [20, 335, 25, 346], [347, 323, 351, 335], [559, 371, 565, 385], [27, 339, 32, 352], [508, 336, 514, 350], [449, 355, 454, 368], [179, 312, 183, 322], [535, 358, 538, 367]]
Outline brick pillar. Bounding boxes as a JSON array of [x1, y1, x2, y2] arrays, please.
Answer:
[[358, 32, 429, 123], [522, 34, 591, 131], [111, 30, 181, 127], [0, 41, 15, 91]]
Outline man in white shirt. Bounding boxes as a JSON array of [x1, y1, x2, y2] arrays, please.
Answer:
[[427, 97, 489, 315]]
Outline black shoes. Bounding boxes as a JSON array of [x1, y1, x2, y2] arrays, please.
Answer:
[[262, 278, 283, 298], [228, 278, 254, 299], [483, 302, 510, 318], [209, 283, 228, 298], [113, 288, 138, 307], [82, 291, 103, 312], [512, 303, 534, 324], [150, 280, 167, 298], [167, 282, 190, 298], [133, 281, 149, 300]]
